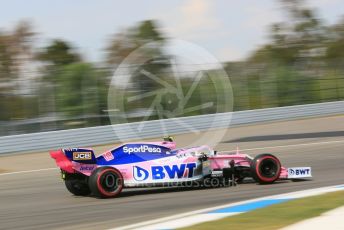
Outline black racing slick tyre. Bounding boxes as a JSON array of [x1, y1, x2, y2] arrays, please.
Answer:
[[250, 154, 281, 184], [64, 175, 91, 196], [88, 167, 123, 198]]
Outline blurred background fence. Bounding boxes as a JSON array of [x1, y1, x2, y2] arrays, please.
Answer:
[[1, 62, 344, 136], [1, 101, 343, 154]]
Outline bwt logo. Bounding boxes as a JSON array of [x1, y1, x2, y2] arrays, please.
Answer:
[[73, 152, 92, 160], [289, 168, 310, 175], [123, 145, 162, 154], [133, 163, 197, 181]]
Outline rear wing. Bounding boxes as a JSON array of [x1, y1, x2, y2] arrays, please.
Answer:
[[50, 148, 97, 175]]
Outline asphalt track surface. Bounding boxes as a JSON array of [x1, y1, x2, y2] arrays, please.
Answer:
[[0, 116, 344, 230]]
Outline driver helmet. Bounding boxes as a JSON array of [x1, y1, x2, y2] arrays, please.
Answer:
[[163, 136, 174, 142]]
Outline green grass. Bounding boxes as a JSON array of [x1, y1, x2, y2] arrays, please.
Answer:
[[182, 190, 344, 230]]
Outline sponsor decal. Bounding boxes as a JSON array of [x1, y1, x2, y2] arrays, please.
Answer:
[[123, 145, 162, 154], [133, 163, 197, 181], [211, 170, 223, 177], [103, 151, 114, 161], [133, 166, 149, 181], [79, 165, 95, 171], [288, 167, 312, 178], [64, 148, 79, 152], [176, 153, 188, 158], [73, 152, 92, 160]]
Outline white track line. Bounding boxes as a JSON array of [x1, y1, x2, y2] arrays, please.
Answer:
[[0, 168, 56, 176], [1, 139, 343, 177], [232, 139, 344, 152]]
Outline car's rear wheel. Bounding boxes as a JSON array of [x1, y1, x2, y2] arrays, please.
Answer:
[[250, 154, 281, 184], [64, 174, 91, 196], [89, 167, 123, 198]]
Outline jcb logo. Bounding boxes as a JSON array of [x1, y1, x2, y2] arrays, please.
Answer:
[[73, 152, 92, 160]]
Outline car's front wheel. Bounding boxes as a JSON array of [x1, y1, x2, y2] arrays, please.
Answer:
[[250, 154, 281, 184]]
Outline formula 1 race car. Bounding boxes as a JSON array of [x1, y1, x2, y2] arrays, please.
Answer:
[[50, 138, 312, 198]]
